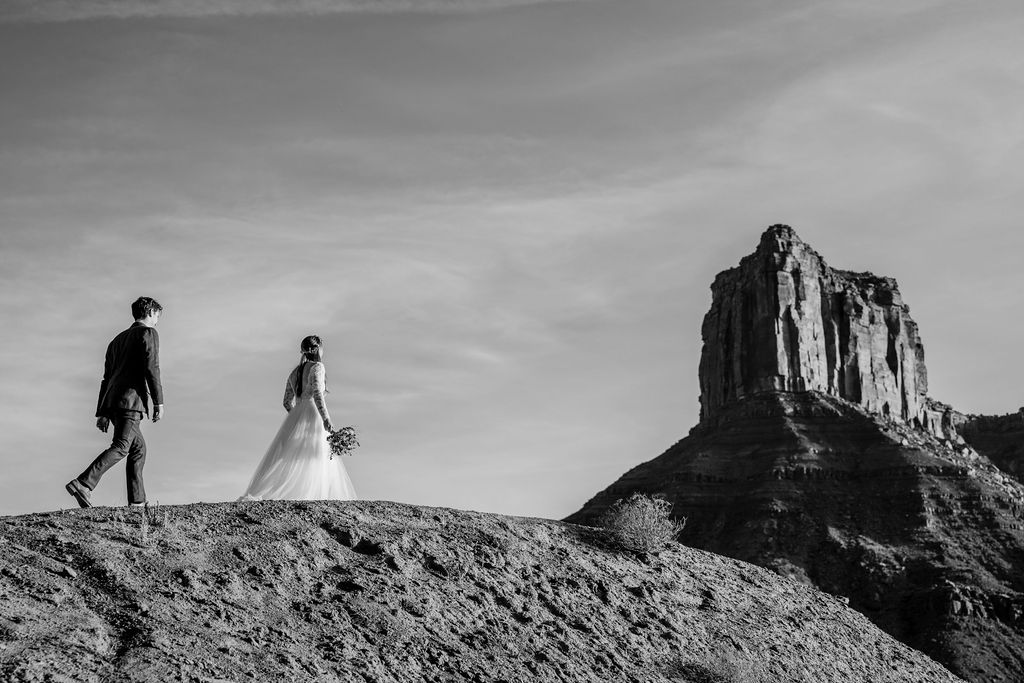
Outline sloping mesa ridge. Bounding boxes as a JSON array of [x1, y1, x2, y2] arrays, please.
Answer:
[[0, 500, 962, 683]]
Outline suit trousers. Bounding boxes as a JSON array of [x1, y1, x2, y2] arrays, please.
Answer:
[[78, 411, 147, 504]]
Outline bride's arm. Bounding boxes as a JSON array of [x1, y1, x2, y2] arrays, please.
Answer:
[[312, 362, 333, 431], [282, 369, 296, 412]]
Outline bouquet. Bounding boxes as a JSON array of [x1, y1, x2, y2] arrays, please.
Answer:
[[327, 426, 360, 460]]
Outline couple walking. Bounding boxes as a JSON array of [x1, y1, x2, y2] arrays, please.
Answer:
[[65, 297, 356, 509]]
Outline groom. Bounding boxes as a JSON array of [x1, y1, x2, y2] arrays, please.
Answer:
[[66, 297, 165, 508]]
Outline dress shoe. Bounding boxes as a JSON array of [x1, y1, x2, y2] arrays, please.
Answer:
[[65, 480, 92, 508]]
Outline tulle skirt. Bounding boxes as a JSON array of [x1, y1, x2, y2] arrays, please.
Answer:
[[240, 398, 356, 501]]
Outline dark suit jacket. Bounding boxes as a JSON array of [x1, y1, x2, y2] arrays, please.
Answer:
[[95, 322, 164, 418]]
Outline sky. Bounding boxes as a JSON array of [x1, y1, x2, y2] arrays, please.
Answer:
[[1, 0, 1022, 518]]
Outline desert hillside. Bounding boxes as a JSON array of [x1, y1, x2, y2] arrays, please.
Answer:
[[569, 226, 1024, 683], [0, 500, 961, 682]]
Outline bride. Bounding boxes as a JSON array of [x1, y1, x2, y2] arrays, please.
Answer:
[[240, 335, 356, 501]]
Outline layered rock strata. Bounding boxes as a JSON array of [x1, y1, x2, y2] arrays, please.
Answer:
[[957, 410, 1024, 482], [570, 226, 1024, 683]]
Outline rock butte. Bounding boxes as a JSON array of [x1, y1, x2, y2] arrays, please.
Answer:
[[569, 225, 1024, 683], [699, 224, 950, 435]]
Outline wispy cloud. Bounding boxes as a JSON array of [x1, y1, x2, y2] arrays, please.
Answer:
[[0, 0, 595, 24]]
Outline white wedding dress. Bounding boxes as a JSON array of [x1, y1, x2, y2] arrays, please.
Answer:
[[240, 361, 356, 501]]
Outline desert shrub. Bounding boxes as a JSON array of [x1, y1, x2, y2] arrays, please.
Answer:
[[664, 650, 766, 683], [600, 493, 685, 554], [113, 503, 181, 548]]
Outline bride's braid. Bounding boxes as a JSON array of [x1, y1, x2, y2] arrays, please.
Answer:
[[295, 335, 324, 398]]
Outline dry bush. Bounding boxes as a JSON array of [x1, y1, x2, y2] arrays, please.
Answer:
[[600, 493, 685, 554], [113, 503, 181, 548]]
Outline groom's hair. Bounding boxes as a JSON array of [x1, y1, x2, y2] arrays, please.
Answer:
[[131, 297, 163, 320]]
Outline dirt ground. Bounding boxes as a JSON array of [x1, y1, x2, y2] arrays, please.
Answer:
[[0, 500, 964, 682]]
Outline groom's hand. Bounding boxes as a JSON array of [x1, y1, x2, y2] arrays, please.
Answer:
[[96, 417, 110, 433], [153, 405, 164, 422]]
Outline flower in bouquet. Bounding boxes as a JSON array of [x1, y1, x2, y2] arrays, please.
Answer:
[[327, 426, 360, 459]]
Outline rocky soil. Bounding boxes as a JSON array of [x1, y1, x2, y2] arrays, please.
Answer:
[[0, 500, 962, 683]]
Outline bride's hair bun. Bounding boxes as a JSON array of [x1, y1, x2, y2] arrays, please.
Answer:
[[301, 335, 322, 352]]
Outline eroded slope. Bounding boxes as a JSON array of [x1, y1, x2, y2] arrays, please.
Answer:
[[0, 500, 961, 683]]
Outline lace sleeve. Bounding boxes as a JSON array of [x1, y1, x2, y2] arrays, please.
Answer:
[[311, 362, 331, 425], [282, 368, 296, 412]]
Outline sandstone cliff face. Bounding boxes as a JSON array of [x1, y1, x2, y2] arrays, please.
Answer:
[[957, 410, 1024, 482], [699, 225, 952, 438], [0, 501, 964, 683], [571, 226, 1024, 683]]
